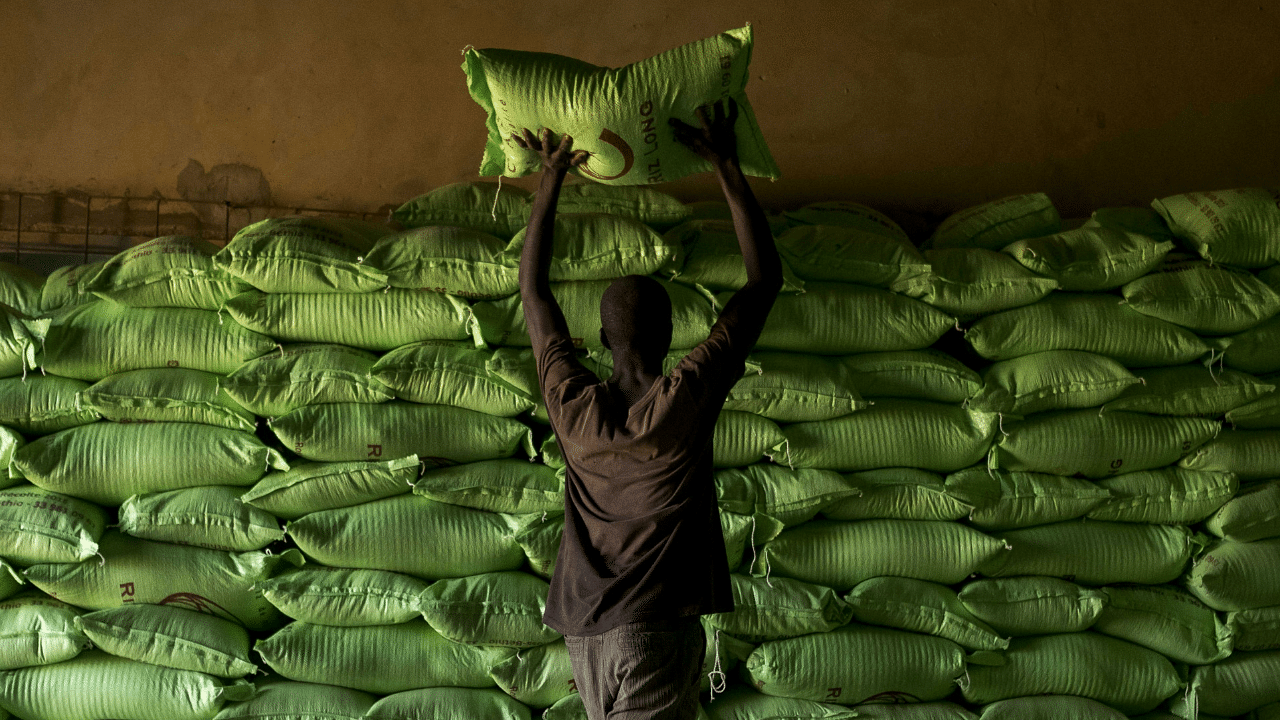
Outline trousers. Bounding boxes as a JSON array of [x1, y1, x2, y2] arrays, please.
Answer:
[[564, 616, 706, 720]]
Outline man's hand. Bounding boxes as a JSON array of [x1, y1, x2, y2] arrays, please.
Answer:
[[513, 128, 590, 175], [669, 98, 740, 166]]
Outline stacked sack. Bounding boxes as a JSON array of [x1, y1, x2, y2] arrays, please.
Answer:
[[0, 180, 1276, 720]]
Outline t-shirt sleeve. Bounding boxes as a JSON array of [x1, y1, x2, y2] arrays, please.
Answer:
[[674, 285, 775, 397], [535, 327, 598, 422]]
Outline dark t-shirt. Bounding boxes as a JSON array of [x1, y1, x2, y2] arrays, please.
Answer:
[[535, 299, 764, 637]]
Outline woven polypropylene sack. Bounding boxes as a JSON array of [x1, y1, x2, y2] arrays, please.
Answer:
[[1122, 261, 1280, 334], [1187, 649, 1280, 716], [83, 235, 249, 309], [0, 375, 98, 435], [700, 686, 861, 720], [704, 573, 852, 643], [219, 343, 392, 418], [503, 213, 683, 281], [543, 183, 693, 230], [783, 201, 908, 239], [1205, 479, 1280, 542], [967, 350, 1139, 416], [15, 422, 287, 506], [80, 368, 256, 432], [256, 567, 429, 627], [1184, 538, 1280, 611], [0, 264, 44, 317], [823, 468, 972, 522], [1210, 314, 1280, 374], [488, 639, 574, 708], [840, 350, 982, 404], [777, 224, 929, 287], [0, 427, 20, 490], [958, 632, 1181, 714], [372, 341, 534, 416], [489, 347, 556, 423], [989, 409, 1220, 479], [39, 302, 275, 380], [965, 293, 1209, 366], [928, 193, 1061, 251], [775, 400, 997, 472], [0, 560, 23, 601], [22, 532, 291, 630], [413, 459, 563, 514], [1226, 374, 1280, 428], [270, 401, 532, 464], [473, 278, 715, 349], [513, 512, 563, 579], [743, 624, 965, 704], [844, 576, 1008, 651], [1001, 226, 1172, 291], [980, 520, 1199, 585], [977, 695, 1126, 720], [365, 225, 518, 299], [714, 464, 861, 526], [739, 282, 954, 355], [1086, 206, 1177, 241], [0, 650, 252, 720], [214, 216, 390, 294], [0, 484, 105, 565], [666, 220, 805, 293], [0, 307, 38, 379], [419, 570, 559, 648], [753, 519, 1008, 590], [723, 352, 864, 422], [287, 494, 524, 579], [957, 577, 1106, 636], [1152, 187, 1280, 268], [211, 680, 376, 720], [39, 261, 105, 313], [0, 592, 88, 669], [73, 604, 255, 677], [254, 620, 494, 695], [464, 26, 778, 185], [943, 466, 1110, 531], [1103, 364, 1274, 416], [392, 181, 531, 238], [1180, 429, 1280, 481], [224, 289, 472, 351], [714, 411, 784, 468], [240, 456, 417, 520], [118, 486, 283, 552], [1091, 583, 1231, 664], [366, 687, 532, 720], [1086, 468, 1237, 524], [893, 247, 1058, 318], [720, 510, 784, 570], [1228, 606, 1280, 651]]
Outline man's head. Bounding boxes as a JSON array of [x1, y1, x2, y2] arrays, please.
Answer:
[[599, 275, 673, 365]]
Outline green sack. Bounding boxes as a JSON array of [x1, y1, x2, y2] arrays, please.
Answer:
[[287, 494, 524, 580], [15, 422, 287, 506], [893, 247, 1058, 318], [1187, 649, 1280, 717], [1092, 583, 1231, 664], [0, 650, 252, 720], [840, 350, 982, 404], [0, 592, 88, 669], [366, 687, 533, 720], [714, 411, 784, 468], [775, 400, 997, 472], [119, 486, 284, 552], [420, 570, 558, 648], [0, 426, 23, 487], [366, 225, 518, 299], [968, 351, 1140, 416], [80, 368, 256, 432], [1086, 206, 1177, 241], [270, 401, 532, 464], [1123, 261, 1280, 334], [722, 353, 863, 422], [1103, 364, 1274, 416], [240, 455, 417, 520], [212, 680, 376, 720], [753, 518, 1008, 591], [958, 632, 1181, 715], [989, 409, 1220, 479], [1184, 538, 1280, 611], [40, 302, 275, 380], [372, 341, 535, 416], [393, 181, 531, 238], [38, 261, 106, 313], [720, 510, 784, 571], [1210, 313, 1280, 375], [1001, 227, 1172, 291], [1179, 429, 1280, 481], [845, 704, 976, 720], [957, 576, 1106, 636], [1228, 606, 1280, 651], [219, 343, 392, 418], [224, 289, 473, 351], [966, 293, 1209, 367], [977, 695, 1128, 720], [823, 468, 972, 522], [776, 224, 929, 287], [1152, 187, 1280, 268], [487, 639, 574, 708], [74, 604, 255, 677], [473, 278, 716, 349], [83, 236, 250, 309], [464, 26, 778, 185], [943, 466, 1110, 531], [928, 193, 1061, 251], [503, 213, 683, 281], [1086, 468, 1237, 524], [783, 201, 908, 240], [715, 464, 861, 527], [413, 459, 563, 514], [0, 559, 23, 601], [543, 183, 692, 230], [513, 512, 563, 579], [666, 220, 805, 294], [740, 282, 954, 355], [255, 620, 494, 694], [214, 216, 391, 294], [1205, 479, 1280, 542], [0, 484, 105, 565], [0, 264, 44, 317], [743, 624, 965, 704], [701, 686, 859, 720], [705, 573, 852, 643], [0, 307, 39, 380], [980, 520, 1199, 585], [845, 576, 1008, 651], [0, 375, 98, 435], [257, 567, 430, 626], [24, 532, 292, 630], [1226, 375, 1280, 428], [488, 347, 556, 423]]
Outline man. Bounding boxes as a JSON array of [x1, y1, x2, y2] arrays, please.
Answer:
[[514, 98, 783, 720]]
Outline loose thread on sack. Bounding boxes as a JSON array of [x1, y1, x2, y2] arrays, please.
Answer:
[[747, 515, 758, 575], [95, 551, 106, 567], [491, 175, 503, 222], [707, 629, 727, 701], [763, 552, 773, 588], [997, 413, 1010, 437]]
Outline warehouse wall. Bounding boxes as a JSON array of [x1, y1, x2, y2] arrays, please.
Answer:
[[2, 0, 1279, 224]]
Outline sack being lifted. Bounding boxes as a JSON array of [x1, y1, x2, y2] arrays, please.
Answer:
[[463, 25, 779, 185]]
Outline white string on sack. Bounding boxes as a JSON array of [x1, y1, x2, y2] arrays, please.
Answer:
[[707, 628, 727, 701], [491, 175, 503, 222], [997, 413, 1010, 437]]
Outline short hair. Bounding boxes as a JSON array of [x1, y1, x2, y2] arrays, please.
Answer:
[[599, 275, 673, 361]]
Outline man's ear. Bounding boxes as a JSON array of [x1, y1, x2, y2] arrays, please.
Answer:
[[598, 327, 611, 350]]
